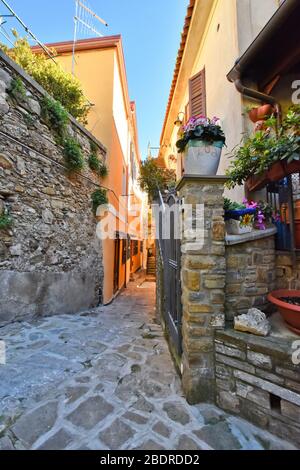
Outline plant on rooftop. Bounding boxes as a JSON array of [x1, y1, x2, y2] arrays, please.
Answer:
[[0, 31, 90, 123], [139, 157, 176, 202]]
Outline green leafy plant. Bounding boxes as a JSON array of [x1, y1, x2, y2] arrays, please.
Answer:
[[88, 153, 100, 172], [41, 96, 69, 139], [0, 32, 90, 122], [88, 153, 108, 178], [0, 209, 13, 230], [8, 77, 26, 100], [63, 137, 84, 171], [223, 198, 245, 212], [91, 188, 108, 215], [139, 157, 176, 202], [226, 105, 300, 189]]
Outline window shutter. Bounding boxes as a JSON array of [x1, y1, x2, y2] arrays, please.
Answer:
[[189, 68, 206, 117], [184, 102, 189, 124]]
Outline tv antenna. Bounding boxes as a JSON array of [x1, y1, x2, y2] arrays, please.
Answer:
[[72, 0, 108, 75]]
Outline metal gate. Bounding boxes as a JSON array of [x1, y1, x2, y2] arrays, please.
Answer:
[[159, 192, 182, 356]]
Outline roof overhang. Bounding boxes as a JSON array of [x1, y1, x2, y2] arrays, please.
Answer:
[[227, 0, 300, 89]]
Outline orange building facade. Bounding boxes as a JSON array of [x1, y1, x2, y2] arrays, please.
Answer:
[[33, 36, 146, 304]]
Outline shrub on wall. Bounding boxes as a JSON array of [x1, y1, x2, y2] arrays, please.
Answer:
[[0, 31, 90, 123], [91, 188, 108, 215], [41, 96, 69, 139], [8, 77, 26, 100], [63, 137, 85, 171], [0, 210, 13, 230]]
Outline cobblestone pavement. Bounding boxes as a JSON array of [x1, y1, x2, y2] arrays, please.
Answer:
[[0, 279, 296, 450]]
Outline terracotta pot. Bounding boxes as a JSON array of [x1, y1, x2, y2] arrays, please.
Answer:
[[248, 104, 274, 123], [268, 290, 300, 335]]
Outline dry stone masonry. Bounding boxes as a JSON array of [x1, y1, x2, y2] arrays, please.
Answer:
[[177, 176, 227, 405], [0, 50, 106, 325]]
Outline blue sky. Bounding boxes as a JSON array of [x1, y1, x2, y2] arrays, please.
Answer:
[[0, 0, 189, 158]]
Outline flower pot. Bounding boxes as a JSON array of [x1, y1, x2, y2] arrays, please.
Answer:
[[248, 104, 274, 123], [224, 207, 256, 221], [183, 140, 223, 176], [268, 290, 300, 335], [225, 219, 253, 235]]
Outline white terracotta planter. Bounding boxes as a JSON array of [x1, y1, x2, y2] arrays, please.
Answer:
[[183, 140, 223, 175], [225, 219, 253, 235]]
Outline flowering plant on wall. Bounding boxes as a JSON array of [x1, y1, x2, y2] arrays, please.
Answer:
[[176, 115, 226, 153]]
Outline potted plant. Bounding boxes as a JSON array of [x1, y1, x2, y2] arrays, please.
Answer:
[[176, 115, 226, 175], [247, 104, 274, 123], [224, 198, 256, 235], [226, 106, 300, 191]]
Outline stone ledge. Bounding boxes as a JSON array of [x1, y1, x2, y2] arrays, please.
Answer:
[[215, 327, 294, 360], [225, 227, 277, 246], [176, 175, 228, 190]]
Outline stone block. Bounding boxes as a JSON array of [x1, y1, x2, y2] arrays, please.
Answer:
[[183, 269, 200, 291], [236, 380, 271, 409], [281, 400, 300, 422], [215, 353, 255, 374], [217, 391, 240, 413], [247, 351, 272, 370], [215, 343, 246, 360], [204, 275, 225, 289], [212, 221, 225, 241]]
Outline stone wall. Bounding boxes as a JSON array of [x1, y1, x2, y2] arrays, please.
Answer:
[[225, 230, 277, 321], [0, 51, 106, 325], [215, 329, 300, 446], [178, 176, 227, 405], [276, 253, 300, 290]]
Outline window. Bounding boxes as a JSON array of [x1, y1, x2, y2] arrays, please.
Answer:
[[189, 68, 206, 117]]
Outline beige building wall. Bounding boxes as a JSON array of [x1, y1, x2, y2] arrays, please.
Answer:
[[161, 0, 281, 201]]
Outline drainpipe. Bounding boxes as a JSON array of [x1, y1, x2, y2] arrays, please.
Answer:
[[234, 77, 282, 128]]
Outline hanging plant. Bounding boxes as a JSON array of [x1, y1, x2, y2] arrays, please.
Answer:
[[91, 188, 108, 215]]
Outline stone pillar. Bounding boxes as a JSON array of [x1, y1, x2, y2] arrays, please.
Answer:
[[177, 176, 227, 404]]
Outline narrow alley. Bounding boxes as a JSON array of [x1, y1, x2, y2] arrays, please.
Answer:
[[0, 278, 295, 450]]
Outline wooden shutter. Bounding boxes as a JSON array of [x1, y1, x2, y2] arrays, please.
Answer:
[[189, 68, 206, 117], [184, 102, 189, 124]]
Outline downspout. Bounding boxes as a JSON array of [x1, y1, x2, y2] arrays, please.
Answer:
[[234, 77, 282, 128]]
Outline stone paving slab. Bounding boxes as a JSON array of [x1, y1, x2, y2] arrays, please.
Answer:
[[0, 280, 297, 450]]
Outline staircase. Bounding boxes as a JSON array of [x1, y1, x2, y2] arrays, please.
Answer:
[[147, 255, 156, 279]]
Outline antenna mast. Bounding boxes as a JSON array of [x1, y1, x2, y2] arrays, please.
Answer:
[[72, 0, 108, 75]]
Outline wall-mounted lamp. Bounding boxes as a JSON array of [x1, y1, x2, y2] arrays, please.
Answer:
[[174, 112, 185, 126]]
